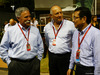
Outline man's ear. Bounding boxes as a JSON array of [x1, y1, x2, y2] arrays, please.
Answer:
[[82, 16, 87, 23], [17, 17, 20, 21], [49, 14, 53, 18]]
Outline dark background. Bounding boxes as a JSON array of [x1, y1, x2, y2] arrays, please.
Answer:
[[0, 0, 49, 32]]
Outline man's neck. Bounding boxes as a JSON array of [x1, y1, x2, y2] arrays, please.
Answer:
[[53, 22, 61, 30], [79, 23, 88, 31], [20, 23, 29, 30], [53, 20, 62, 26]]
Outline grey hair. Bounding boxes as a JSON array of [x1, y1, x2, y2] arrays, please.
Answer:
[[15, 7, 29, 17]]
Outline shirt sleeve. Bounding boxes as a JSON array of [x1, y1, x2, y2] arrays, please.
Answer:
[[0, 30, 11, 65], [69, 40, 75, 69], [93, 32, 100, 75], [37, 31, 44, 60], [68, 25, 76, 69]]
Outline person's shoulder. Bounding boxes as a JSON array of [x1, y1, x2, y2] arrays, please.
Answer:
[[7, 23, 17, 30], [44, 22, 51, 28], [91, 26, 99, 31], [5, 23, 9, 27], [64, 19, 74, 24], [30, 26, 41, 35], [10, 23, 17, 27], [91, 26, 100, 35], [4, 24, 18, 34], [44, 22, 52, 32], [31, 25, 39, 31], [63, 19, 75, 29]]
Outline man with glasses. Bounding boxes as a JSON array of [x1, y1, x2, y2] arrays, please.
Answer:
[[67, 7, 100, 75]]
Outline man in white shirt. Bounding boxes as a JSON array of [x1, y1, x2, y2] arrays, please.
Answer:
[[67, 7, 100, 75], [44, 5, 75, 75]]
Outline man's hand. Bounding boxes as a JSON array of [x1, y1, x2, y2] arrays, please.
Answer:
[[67, 69, 72, 75]]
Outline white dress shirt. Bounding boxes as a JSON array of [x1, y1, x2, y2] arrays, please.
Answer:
[[44, 19, 76, 54], [69, 24, 100, 75], [0, 23, 44, 65]]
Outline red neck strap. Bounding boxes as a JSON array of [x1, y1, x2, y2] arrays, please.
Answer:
[[78, 24, 92, 49], [52, 20, 64, 39], [18, 24, 30, 42]]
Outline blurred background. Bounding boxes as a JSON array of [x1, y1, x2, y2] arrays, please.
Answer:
[[0, 0, 100, 36]]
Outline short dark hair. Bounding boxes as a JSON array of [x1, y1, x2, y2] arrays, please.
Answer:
[[74, 7, 91, 24]]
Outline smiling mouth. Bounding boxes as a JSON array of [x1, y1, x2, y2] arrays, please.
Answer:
[[25, 20, 30, 24]]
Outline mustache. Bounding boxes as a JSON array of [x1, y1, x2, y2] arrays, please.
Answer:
[[25, 20, 31, 24]]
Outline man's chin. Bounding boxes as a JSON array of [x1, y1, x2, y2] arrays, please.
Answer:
[[57, 20, 62, 24], [58, 19, 62, 21], [75, 25, 78, 28], [26, 23, 31, 26]]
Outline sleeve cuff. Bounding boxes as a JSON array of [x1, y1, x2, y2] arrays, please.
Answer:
[[5, 58, 11, 66]]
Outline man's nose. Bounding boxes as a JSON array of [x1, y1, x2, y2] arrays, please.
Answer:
[[58, 13, 62, 16], [28, 17, 31, 20]]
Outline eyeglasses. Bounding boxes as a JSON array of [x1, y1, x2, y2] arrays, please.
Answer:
[[72, 16, 80, 20]]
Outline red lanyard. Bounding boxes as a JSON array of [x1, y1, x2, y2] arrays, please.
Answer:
[[52, 20, 63, 39], [18, 24, 30, 42], [78, 25, 92, 49]]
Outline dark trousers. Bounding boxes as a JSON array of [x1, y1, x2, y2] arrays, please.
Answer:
[[48, 51, 71, 75], [75, 64, 94, 75], [8, 57, 40, 75]]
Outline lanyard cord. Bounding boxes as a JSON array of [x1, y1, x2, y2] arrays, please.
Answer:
[[52, 20, 64, 39], [78, 24, 92, 49], [18, 24, 30, 42]]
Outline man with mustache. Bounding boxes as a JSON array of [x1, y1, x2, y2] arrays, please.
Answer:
[[0, 7, 44, 75], [44, 5, 76, 75]]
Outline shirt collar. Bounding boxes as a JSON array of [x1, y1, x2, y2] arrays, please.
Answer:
[[79, 24, 91, 35], [18, 23, 31, 31], [8, 23, 11, 26], [51, 19, 64, 27]]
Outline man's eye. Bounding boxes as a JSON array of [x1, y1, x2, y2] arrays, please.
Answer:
[[24, 16, 28, 18]]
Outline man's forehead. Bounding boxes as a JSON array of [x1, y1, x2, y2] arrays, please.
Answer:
[[21, 10, 30, 15], [74, 11, 80, 16], [52, 8, 62, 14]]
